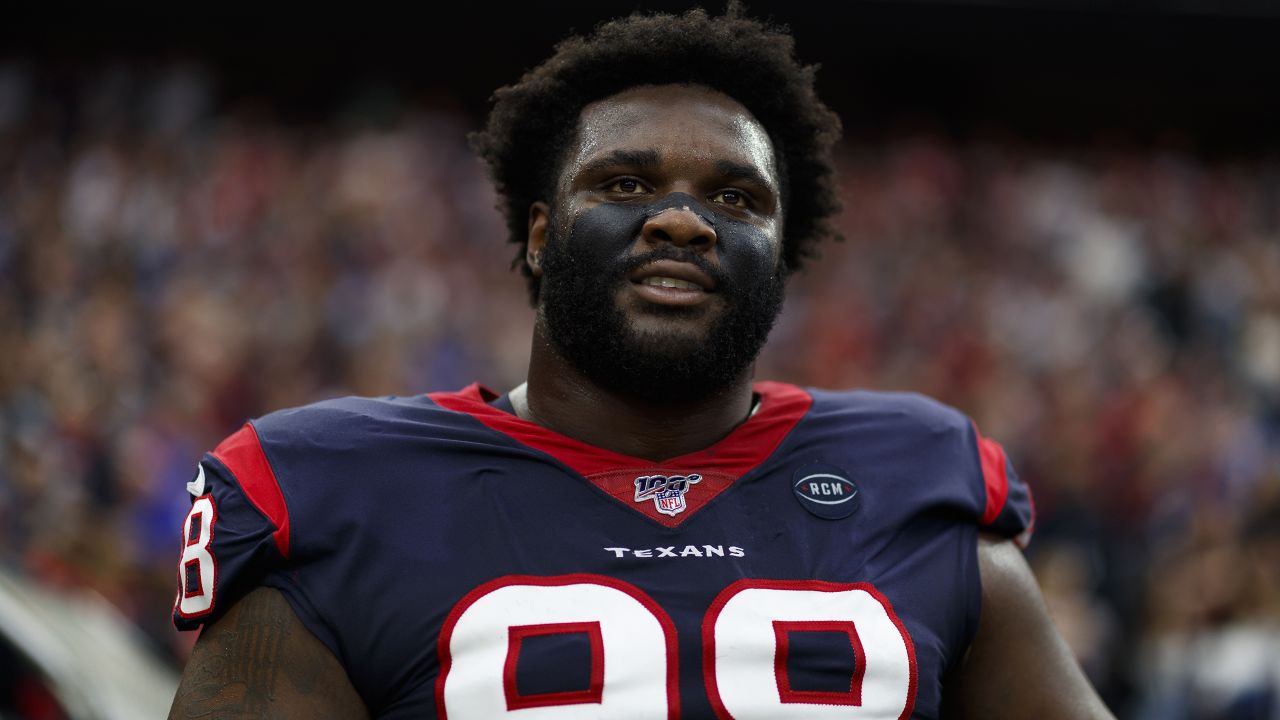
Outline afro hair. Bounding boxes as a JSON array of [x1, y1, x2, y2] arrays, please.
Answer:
[[471, 3, 843, 303]]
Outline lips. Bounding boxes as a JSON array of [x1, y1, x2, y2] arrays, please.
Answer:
[[625, 259, 717, 308], [640, 276, 702, 291], [627, 259, 716, 292]]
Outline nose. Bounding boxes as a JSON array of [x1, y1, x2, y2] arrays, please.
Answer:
[[641, 205, 717, 249]]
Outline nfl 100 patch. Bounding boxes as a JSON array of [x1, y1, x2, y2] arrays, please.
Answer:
[[792, 462, 859, 520], [634, 474, 703, 517]]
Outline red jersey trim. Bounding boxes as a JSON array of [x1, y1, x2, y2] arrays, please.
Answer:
[[503, 621, 605, 710], [427, 381, 813, 478], [772, 620, 865, 705], [211, 423, 291, 559], [974, 424, 1010, 527]]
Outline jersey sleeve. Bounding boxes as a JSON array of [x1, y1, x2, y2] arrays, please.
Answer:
[[172, 422, 292, 630], [969, 422, 1035, 547]]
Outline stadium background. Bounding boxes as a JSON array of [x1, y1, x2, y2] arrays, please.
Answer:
[[2, 0, 1278, 717]]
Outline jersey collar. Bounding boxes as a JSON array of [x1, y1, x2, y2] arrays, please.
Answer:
[[427, 382, 813, 527], [430, 381, 811, 476]]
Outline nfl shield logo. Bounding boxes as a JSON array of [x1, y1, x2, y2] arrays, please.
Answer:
[[655, 488, 687, 516]]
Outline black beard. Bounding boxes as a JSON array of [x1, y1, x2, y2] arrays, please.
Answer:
[[538, 223, 786, 404]]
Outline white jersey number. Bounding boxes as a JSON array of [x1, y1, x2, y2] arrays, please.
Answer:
[[175, 495, 217, 617], [437, 575, 677, 719], [706, 580, 916, 719], [437, 575, 916, 719]]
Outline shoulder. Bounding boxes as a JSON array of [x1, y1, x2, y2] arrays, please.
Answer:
[[206, 389, 495, 511], [232, 388, 502, 459], [803, 385, 975, 440], [250, 393, 443, 445], [203, 394, 432, 479], [781, 383, 1035, 541]]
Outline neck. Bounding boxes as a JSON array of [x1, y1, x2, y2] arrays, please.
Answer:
[[517, 325, 756, 461]]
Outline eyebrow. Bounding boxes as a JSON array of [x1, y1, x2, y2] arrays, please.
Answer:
[[716, 160, 776, 192], [578, 149, 660, 176], [577, 150, 776, 193]]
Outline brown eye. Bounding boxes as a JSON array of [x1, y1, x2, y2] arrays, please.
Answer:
[[609, 178, 646, 194], [712, 189, 749, 207]]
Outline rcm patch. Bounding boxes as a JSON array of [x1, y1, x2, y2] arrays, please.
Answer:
[[792, 463, 860, 520]]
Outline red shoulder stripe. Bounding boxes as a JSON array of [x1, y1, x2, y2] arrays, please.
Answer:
[[974, 426, 1010, 526], [211, 423, 291, 559]]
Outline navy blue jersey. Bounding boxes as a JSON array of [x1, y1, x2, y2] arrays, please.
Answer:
[[173, 382, 1033, 719]]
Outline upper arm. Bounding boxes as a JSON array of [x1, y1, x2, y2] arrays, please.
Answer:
[[169, 586, 370, 720], [942, 535, 1115, 720]]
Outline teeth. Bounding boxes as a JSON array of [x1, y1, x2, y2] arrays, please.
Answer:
[[641, 276, 701, 291]]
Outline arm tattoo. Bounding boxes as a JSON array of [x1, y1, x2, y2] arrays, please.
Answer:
[[169, 587, 369, 719]]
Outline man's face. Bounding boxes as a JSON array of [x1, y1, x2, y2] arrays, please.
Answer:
[[531, 84, 787, 401]]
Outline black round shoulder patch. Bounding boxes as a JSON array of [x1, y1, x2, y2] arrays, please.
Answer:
[[792, 462, 860, 520]]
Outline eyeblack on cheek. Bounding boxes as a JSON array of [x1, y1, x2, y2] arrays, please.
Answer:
[[565, 201, 649, 265], [714, 217, 777, 279], [564, 191, 778, 277]]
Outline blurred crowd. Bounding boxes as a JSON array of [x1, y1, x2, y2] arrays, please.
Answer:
[[0, 62, 1277, 718]]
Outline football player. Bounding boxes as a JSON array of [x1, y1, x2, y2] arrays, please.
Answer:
[[169, 7, 1114, 719]]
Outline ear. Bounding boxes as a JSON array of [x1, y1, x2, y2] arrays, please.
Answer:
[[527, 201, 550, 278]]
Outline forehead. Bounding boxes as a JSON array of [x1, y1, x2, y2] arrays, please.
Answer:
[[564, 84, 778, 188]]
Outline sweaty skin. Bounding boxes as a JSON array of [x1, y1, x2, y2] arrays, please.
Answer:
[[523, 85, 784, 461], [537, 189, 785, 404], [169, 84, 1116, 719]]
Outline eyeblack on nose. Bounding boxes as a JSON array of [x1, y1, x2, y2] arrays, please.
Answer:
[[641, 205, 717, 248]]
